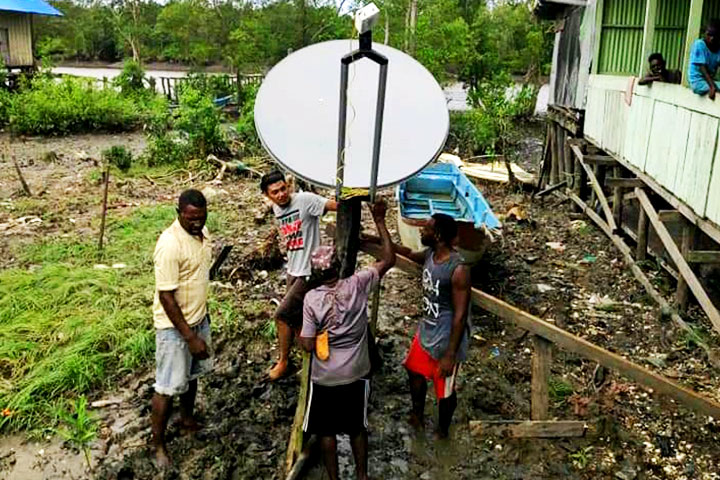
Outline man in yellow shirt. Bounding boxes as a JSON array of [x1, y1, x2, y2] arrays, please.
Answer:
[[151, 189, 213, 468]]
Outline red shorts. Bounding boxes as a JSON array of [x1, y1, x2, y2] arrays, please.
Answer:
[[403, 334, 460, 400]]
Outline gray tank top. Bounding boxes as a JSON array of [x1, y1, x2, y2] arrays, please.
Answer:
[[419, 249, 469, 361]]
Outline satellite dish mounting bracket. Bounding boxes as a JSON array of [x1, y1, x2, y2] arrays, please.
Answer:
[[335, 30, 389, 202]]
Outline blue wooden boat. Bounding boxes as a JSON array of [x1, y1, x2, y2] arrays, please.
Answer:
[[396, 162, 502, 263]]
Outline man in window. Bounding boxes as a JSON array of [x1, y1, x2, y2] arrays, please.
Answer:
[[638, 53, 681, 85], [689, 20, 720, 99]]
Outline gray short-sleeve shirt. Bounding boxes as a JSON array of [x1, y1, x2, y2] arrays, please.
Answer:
[[273, 192, 328, 277], [301, 267, 379, 386]]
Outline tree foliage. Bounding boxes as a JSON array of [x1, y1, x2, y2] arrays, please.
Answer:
[[37, 0, 551, 82]]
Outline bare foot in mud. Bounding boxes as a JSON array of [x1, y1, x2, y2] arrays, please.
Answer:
[[408, 413, 425, 431], [155, 447, 172, 469], [177, 417, 204, 433]]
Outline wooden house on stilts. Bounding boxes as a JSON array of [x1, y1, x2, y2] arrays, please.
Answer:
[[0, 0, 61, 72], [535, 0, 720, 334]]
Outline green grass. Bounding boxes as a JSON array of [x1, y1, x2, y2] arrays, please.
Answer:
[[0, 204, 227, 432], [548, 376, 574, 405]]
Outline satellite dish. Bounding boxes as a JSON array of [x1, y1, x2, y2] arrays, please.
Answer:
[[254, 39, 449, 190]]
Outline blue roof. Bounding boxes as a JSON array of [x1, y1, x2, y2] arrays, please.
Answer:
[[0, 0, 62, 16]]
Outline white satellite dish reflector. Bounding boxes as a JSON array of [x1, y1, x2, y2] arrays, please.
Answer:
[[254, 40, 449, 190]]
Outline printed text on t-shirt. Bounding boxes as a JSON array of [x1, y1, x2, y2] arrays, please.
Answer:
[[278, 210, 304, 251], [422, 267, 440, 321]]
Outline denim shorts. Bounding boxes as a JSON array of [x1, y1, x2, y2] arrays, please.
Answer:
[[154, 315, 213, 396]]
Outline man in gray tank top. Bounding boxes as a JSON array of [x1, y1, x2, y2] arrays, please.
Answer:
[[392, 213, 471, 439]]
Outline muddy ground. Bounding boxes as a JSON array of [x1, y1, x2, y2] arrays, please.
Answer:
[[1, 124, 720, 480]]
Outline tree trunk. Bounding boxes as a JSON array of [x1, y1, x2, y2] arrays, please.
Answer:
[[408, 0, 418, 55], [403, 0, 411, 52], [384, 13, 389, 45]]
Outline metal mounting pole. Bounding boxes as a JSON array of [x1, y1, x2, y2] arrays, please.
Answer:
[[334, 30, 388, 202]]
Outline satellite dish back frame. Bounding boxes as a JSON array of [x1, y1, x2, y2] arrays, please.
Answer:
[[336, 31, 387, 203]]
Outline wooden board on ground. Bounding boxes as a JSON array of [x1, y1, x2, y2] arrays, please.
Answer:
[[460, 161, 536, 185], [636, 188, 720, 335], [469, 420, 588, 438], [285, 352, 311, 474]]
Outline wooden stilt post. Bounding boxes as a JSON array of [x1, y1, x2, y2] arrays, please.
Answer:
[[612, 166, 623, 228], [531, 336, 552, 421], [637, 206, 649, 261], [557, 128, 566, 184], [337, 198, 363, 279], [677, 222, 697, 312], [563, 134, 574, 188], [550, 124, 560, 185]]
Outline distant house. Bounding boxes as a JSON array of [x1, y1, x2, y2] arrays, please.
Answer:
[[0, 0, 61, 69]]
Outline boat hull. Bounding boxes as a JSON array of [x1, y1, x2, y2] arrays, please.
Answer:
[[396, 162, 500, 265], [396, 211, 491, 264]]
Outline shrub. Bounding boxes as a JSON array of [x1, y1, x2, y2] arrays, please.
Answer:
[[103, 145, 133, 172], [9, 77, 142, 135], [175, 86, 226, 158], [235, 83, 262, 156], [113, 59, 148, 98], [448, 75, 538, 156], [0, 88, 11, 127], [177, 72, 234, 100], [448, 110, 498, 156]]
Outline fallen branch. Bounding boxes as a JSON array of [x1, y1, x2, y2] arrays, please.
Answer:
[[12, 156, 32, 197]]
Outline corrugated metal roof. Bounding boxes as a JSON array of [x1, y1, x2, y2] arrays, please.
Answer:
[[0, 0, 62, 16]]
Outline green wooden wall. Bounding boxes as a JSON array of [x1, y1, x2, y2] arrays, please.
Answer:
[[598, 0, 646, 74], [653, 0, 690, 71]]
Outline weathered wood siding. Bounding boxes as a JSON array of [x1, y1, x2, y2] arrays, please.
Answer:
[[0, 13, 33, 67], [585, 74, 720, 229]]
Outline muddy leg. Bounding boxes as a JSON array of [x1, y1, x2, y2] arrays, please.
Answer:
[[179, 379, 203, 431], [437, 392, 457, 439], [350, 430, 369, 480], [408, 371, 427, 430], [320, 435, 339, 480], [269, 318, 292, 380], [151, 393, 173, 468]]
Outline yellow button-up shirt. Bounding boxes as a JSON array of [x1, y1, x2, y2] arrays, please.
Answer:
[[153, 219, 212, 329]]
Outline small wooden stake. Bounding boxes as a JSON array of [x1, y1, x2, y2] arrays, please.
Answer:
[[531, 335, 552, 421], [98, 167, 110, 256], [12, 155, 32, 197]]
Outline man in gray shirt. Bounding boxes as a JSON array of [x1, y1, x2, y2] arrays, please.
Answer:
[[299, 199, 395, 480], [392, 213, 471, 439], [261, 170, 337, 380]]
